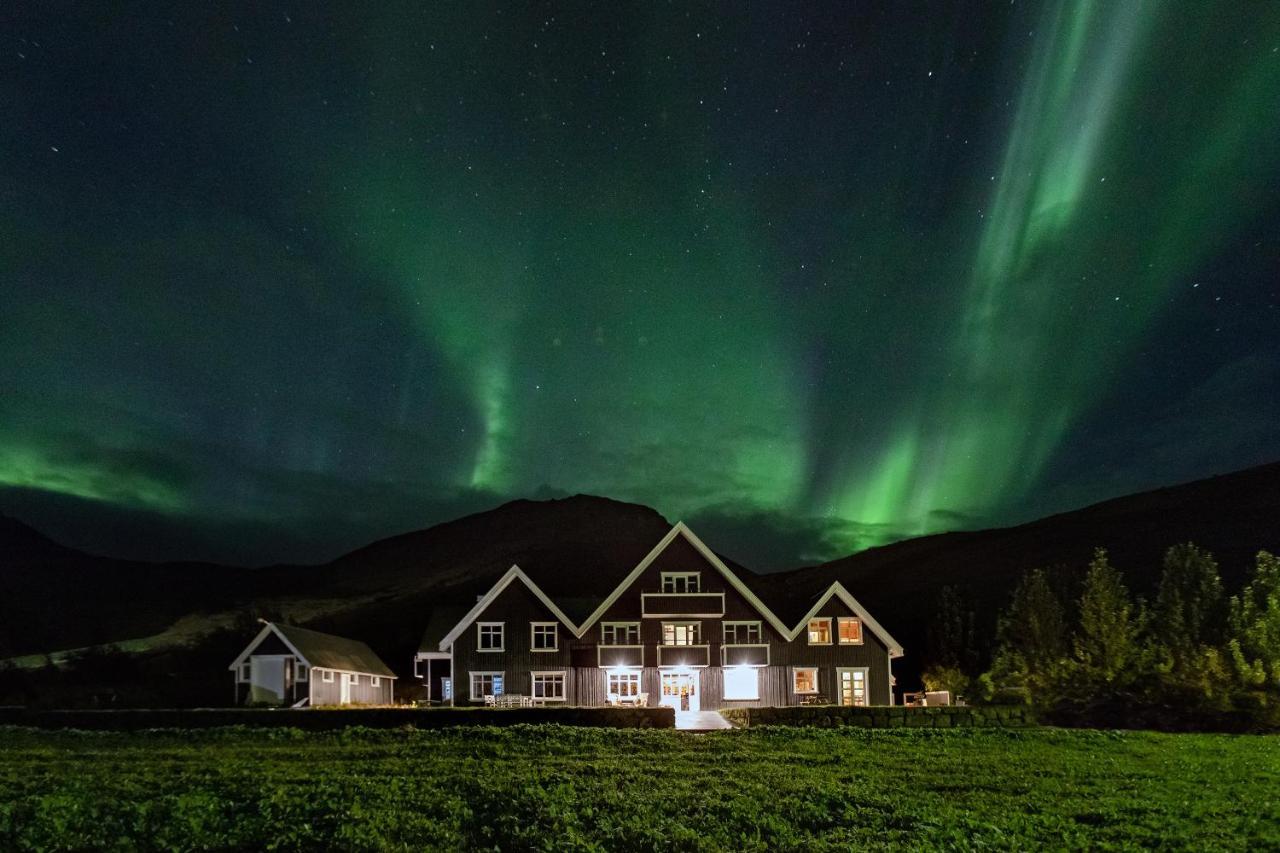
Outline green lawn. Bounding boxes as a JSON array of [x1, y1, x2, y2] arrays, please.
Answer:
[[1, 725, 1276, 850]]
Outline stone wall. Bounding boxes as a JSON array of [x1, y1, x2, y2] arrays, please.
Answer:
[[720, 704, 1036, 728], [0, 706, 675, 731]]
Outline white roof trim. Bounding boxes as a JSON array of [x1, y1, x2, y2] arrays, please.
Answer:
[[436, 565, 579, 651], [787, 582, 904, 657], [227, 622, 312, 670], [575, 522, 793, 638]]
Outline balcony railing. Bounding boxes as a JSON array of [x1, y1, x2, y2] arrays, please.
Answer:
[[721, 643, 769, 667], [641, 592, 725, 618], [656, 644, 711, 668], [597, 645, 644, 668]]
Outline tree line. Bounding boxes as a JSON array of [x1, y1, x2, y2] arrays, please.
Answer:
[[922, 545, 1280, 730]]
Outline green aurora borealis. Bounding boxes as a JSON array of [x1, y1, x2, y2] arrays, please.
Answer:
[[3, 2, 1279, 567]]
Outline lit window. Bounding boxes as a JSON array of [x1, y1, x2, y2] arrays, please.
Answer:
[[662, 622, 700, 646], [807, 618, 832, 645], [531, 623, 558, 651], [470, 672, 504, 700], [478, 623, 504, 651], [661, 572, 701, 593], [839, 669, 867, 706], [724, 667, 759, 700], [838, 617, 863, 645], [602, 623, 640, 645], [531, 672, 566, 701], [723, 622, 761, 644], [322, 670, 334, 683], [608, 672, 641, 697], [793, 667, 819, 694]]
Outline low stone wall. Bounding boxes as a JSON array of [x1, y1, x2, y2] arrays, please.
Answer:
[[0, 705, 674, 731], [720, 704, 1036, 729]]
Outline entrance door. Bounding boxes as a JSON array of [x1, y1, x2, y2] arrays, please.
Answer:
[[659, 672, 699, 712], [249, 656, 287, 704], [837, 668, 868, 706], [340, 673, 352, 704]]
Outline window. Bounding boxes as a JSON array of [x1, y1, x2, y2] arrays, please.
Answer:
[[371, 676, 381, 687], [793, 667, 819, 694], [441, 678, 453, 701], [661, 572, 701, 593], [531, 622, 558, 651], [601, 622, 640, 645], [240, 663, 250, 681], [608, 672, 641, 697], [838, 669, 868, 706], [531, 671, 566, 701], [477, 622, 505, 652], [807, 618, 832, 645], [347, 674, 359, 686], [470, 672, 505, 700], [322, 670, 334, 683], [838, 617, 863, 645], [662, 622, 701, 646], [724, 667, 760, 700], [723, 621, 762, 644], [297, 664, 308, 682]]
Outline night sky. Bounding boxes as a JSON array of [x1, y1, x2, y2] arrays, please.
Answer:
[[4, 2, 1279, 569]]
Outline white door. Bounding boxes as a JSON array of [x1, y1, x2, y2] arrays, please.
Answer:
[[250, 656, 287, 704], [659, 672, 699, 712], [340, 673, 352, 704], [837, 668, 868, 707]]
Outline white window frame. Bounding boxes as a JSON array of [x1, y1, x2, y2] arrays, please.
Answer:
[[371, 676, 380, 687], [608, 671, 641, 698], [723, 621, 762, 644], [530, 622, 559, 652], [531, 671, 567, 702], [477, 622, 505, 652], [660, 572, 701, 593], [601, 622, 640, 645], [662, 621, 701, 646], [296, 663, 308, 682], [470, 671, 505, 701], [723, 666, 760, 700], [837, 667, 869, 707], [837, 616, 863, 645], [792, 666, 819, 695], [807, 618, 833, 645], [322, 669, 334, 683], [346, 673, 358, 686]]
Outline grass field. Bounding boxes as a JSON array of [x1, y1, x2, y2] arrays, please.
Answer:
[[1, 725, 1277, 850]]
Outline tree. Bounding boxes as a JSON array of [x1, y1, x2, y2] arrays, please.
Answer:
[[986, 569, 1069, 702], [1153, 543, 1226, 654], [1073, 549, 1141, 687], [924, 585, 979, 675], [1228, 551, 1280, 691]]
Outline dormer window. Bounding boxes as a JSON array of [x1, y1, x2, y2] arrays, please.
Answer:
[[661, 572, 701, 593], [807, 618, 832, 645]]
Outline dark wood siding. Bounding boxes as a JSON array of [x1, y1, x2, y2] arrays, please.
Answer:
[[452, 580, 575, 703]]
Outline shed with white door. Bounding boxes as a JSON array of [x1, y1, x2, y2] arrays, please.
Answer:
[[228, 621, 396, 707]]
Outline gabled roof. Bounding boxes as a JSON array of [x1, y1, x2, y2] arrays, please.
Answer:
[[431, 522, 905, 658], [229, 622, 396, 678], [436, 565, 579, 650]]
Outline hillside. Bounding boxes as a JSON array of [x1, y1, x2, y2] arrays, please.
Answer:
[[3, 462, 1279, 702]]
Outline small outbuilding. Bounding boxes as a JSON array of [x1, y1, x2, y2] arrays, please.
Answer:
[[228, 621, 396, 707]]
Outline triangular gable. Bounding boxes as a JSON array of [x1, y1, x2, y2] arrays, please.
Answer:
[[575, 521, 793, 638], [437, 564, 580, 651], [227, 622, 311, 670], [787, 582, 904, 657]]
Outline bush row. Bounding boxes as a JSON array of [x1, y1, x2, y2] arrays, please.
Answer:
[[0, 705, 675, 731], [720, 704, 1035, 729]]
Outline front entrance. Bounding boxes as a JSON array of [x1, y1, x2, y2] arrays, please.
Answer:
[[837, 668, 868, 706], [340, 673, 352, 704], [249, 655, 287, 704], [660, 671, 699, 712]]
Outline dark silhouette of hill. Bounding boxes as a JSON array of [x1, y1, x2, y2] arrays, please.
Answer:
[[3, 463, 1279, 699]]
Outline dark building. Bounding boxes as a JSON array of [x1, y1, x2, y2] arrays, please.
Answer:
[[416, 523, 903, 711]]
